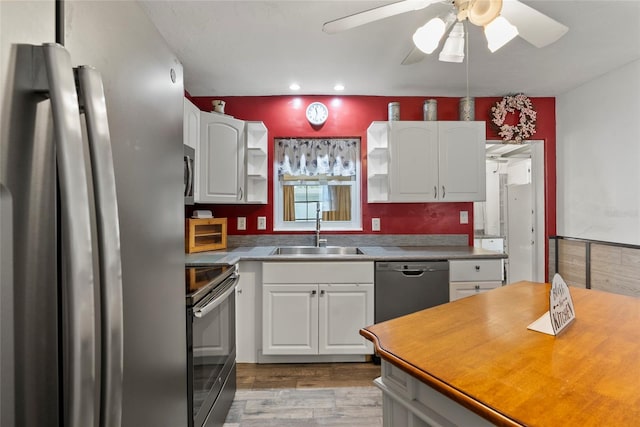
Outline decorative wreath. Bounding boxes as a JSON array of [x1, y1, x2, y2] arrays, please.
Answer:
[[491, 94, 537, 143]]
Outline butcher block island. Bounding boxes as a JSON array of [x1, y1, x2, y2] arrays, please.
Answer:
[[360, 282, 640, 427]]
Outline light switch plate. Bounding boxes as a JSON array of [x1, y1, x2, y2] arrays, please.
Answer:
[[237, 217, 246, 230], [257, 216, 267, 230], [372, 218, 381, 231], [460, 211, 469, 224]]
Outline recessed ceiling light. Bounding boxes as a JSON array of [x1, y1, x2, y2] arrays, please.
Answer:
[[289, 83, 300, 91], [334, 84, 345, 91]]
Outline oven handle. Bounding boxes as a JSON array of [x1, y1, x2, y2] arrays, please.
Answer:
[[193, 273, 239, 318]]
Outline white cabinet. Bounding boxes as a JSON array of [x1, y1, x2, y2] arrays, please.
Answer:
[[449, 259, 503, 301], [262, 284, 318, 355], [367, 121, 486, 203], [197, 112, 268, 204], [262, 262, 374, 356], [319, 284, 373, 354], [199, 112, 245, 203]]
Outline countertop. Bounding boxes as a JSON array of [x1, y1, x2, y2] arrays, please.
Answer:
[[360, 282, 640, 426], [185, 245, 507, 266]]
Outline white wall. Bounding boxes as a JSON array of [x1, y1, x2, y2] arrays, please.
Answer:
[[556, 59, 640, 246]]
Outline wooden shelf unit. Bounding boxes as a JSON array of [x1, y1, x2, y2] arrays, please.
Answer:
[[185, 217, 227, 253]]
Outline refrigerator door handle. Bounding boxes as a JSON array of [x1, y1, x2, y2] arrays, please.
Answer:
[[76, 65, 124, 427], [186, 155, 193, 197], [42, 43, 96, 427]]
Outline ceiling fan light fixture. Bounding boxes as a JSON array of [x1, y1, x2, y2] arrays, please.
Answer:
[[468, 0, 503, 26], [439, 22, 465, 63], [412, 17, 447, 54], [484, 15, 518, 52]]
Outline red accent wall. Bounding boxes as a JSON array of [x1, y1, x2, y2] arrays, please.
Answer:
[[187, 95, 556, 250]]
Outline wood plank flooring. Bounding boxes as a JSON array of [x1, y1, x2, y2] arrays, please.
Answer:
[[237, 362, 381, 389], [224, 362, 383, 427]]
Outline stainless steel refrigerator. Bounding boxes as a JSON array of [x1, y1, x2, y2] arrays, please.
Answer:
[[1, 1, 187, 426]]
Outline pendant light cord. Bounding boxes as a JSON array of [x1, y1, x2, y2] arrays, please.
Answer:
[[465, 20, 470, 99]]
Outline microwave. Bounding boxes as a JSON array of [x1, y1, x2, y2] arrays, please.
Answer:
[[184, 144, 195, 205]]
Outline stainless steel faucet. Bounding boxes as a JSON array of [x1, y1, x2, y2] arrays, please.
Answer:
[[315, 202, 327, 247]]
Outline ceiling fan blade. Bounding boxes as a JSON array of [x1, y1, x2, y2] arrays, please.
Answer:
[[500, 0, 569, 48], [323, 0, 441, 34], [401, 46, 428, 65]]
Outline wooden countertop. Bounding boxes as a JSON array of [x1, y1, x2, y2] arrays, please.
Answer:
[[360, 282, 640, 426]]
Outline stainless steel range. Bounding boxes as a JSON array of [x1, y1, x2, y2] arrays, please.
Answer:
[[186, 265, 239, 427]]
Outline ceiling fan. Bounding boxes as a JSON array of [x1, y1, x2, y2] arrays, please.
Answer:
[[322, 0, 568, 64]]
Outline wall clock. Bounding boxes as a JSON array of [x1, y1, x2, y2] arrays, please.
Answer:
[[306, 102, 329, 125]]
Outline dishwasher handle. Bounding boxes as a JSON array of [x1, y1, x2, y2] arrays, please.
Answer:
[[392, 266, 441, 276]]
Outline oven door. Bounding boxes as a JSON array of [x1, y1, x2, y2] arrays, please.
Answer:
[[187, 272, 237, 427]]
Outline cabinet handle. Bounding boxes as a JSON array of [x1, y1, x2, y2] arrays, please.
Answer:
[[238, 186, 244, 200], [442, 186, 446, 198], [475, 284, 480, 291], [433, 186, 437, 199], [320, 290, 325, 296], [311, 290, 317, 295], [475, 265, 480, 272]]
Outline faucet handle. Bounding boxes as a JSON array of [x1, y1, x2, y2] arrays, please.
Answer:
[[318, 238, 327, 247]]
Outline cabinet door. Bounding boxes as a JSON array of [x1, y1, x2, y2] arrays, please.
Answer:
[[318, 283, 374, 355], [262, 284, 318, 355], [389, 121, 439, 202], [438, 121, 486, 201], [199, 112, 245, 203]]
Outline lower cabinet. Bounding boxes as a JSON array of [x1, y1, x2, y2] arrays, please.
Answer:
[[376, 361, 493, 427], [262, 262, 374, 356], [449, 259, 503, 301]]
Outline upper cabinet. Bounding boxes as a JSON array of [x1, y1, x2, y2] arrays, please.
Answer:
[[367, 121, 486, 203], [187, 101, 268, 204], [200, 112, 245, 203]]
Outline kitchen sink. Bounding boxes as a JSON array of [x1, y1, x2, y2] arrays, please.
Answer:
[[272, 246, 364, 256]]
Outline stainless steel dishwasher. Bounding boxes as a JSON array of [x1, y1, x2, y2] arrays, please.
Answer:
[[375, 261, 449, 323]]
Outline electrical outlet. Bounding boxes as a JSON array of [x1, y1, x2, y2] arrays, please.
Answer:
[[257, 216, 267, 230], [372, 218, 381, 231], [237, 217, 246, 231], [460, 211, 469, 224]]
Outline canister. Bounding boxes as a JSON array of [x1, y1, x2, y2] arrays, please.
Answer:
[[459, 97, 475, 121], [388, 102, 400, 121], [423, 99, 437, 121]]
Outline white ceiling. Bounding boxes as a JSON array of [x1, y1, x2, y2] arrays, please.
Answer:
[[140, 0, 640, 97]]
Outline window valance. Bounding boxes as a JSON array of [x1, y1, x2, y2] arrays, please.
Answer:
[[275, 138, 359, 177]]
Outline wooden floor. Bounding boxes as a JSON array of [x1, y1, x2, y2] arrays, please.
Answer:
[[236, 362, 381, 389]]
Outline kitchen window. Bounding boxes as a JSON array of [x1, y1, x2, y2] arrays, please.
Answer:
[[274, 138, 361, 231]]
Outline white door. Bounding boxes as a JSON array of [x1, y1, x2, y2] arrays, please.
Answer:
[[199, 112, 245, 203], [506, 183, 534, 283], [389, 122, 438, 201], [262, 284, 318, 355], [318, 283, 373, 355]]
